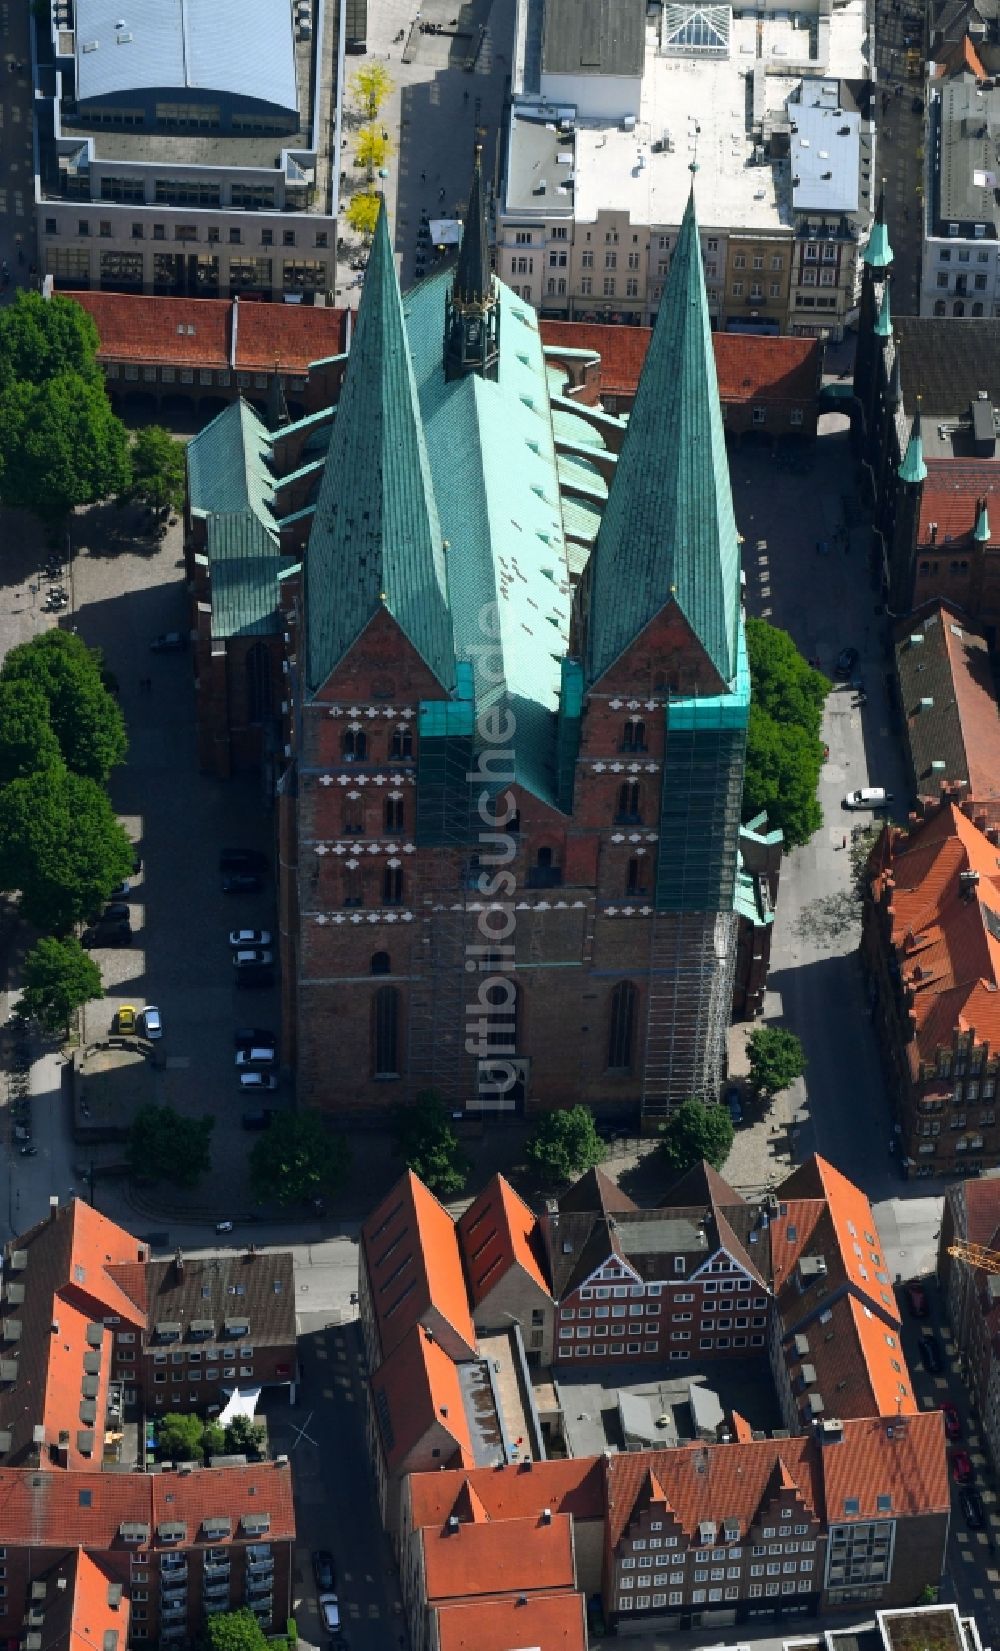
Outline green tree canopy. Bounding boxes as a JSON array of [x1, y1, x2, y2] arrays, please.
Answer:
[[392, 1089, 468, 1198], [224, 1414, 265, 1459], [346, 192, 380, 238], [0, 761, 133, 933], [526, 1105, 605, 1184], [249, 1110, 350, 1207], [0, 371, 131, 526], [659, 1099, 734, 1179], [746, 617, 828, 740], [127, 424, 186, 515], [205, 1610, 270, 1651], [155, 1411, 208, 1463], [746, 1025, 807, 1099], [0, 679, 62, 786], [0, 292, 103, 393], [1, 631, 127, 781], [202, 1421, 226, 1459], [21, 935, 102, 1034], [743, 705, 823, 849], [128, 1105, 214, 1189]]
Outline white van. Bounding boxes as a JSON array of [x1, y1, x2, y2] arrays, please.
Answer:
[[843, 787, 893, 810]]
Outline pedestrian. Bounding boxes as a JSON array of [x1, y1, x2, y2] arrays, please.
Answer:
[[420, 170, 426, 183], [842, 835, 847, 850], [438, 186, 445, 201], [463, 88, 469, 102]]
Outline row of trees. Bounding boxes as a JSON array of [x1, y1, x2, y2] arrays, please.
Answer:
[[155, 1410, 264, 1465], [345, 65, 393, 239], [743, 617, 828, 848], [128, 1103, 349, 1209], [0, 293, 185, 530]]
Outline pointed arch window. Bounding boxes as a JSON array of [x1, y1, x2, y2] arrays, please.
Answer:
[[626, 857, 647, 896], [371, 951, 391, 976], [608, 982, 637, 1071], [622, 719, 647, 752], [617, 782, 642, 823], [245, 641, 272, 725], [383, 866, 404, 906], [373, 986, 400, 1077], [384, 796, 404, 832], [342, 728, 367, 761], [390, 726, 413, 760]]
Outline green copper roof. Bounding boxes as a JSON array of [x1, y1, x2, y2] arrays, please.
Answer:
[[405, 268, 574, 804], [863, 182, 894, 270], [304, 203, 455, 694], [204, 513, 298, 640], [874, 282, 892, 339], [976, 502, 991, 542], [187, 399, 276, 530], [899, 406, 928, 485], [586, 183, 741, 688], [452, 147, 493, 308]]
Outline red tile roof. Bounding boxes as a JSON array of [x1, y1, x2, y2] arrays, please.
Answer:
[[408, 1458, 606, 1532], [421, 1512, 576, 1603], [457, 1174, 551, 1305], [370, 1324, 474, 1474], [65, 292, 348, 375], [69, 1550, 130, 1651], [434, 1590, 586, 1651], [539, 320, 819, 404], [869, 801, 1000, 1067], [917, 461, 1000, 543], [820, 1412, 949, 1521], [362, 1171, 477, 1362]]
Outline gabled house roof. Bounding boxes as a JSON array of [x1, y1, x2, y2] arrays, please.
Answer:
[[370, 1324, 474, 1474], [420, 1511, 576, 1603], [917, 461, 1000, 544], [539, 323, 819, 407], [408, 1458, 606, 1531], [434, 1590, 586, 1651], [457, 1175, 550, 1306], [66, 290, 348, 374], [896, 600, 1000, 816], [361, 1170, 477, 1362], [39, 1549, 129, 1651]]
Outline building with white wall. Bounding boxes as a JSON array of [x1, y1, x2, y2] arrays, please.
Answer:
[[920, 75, 1000, 318]]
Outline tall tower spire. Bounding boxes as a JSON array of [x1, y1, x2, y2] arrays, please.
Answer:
[[586, 174, 740, 687], [444, 147, 499, 382], [899, 401, 928, 484]]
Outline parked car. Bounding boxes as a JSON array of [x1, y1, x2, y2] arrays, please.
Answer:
[[239, 1071, 278, 1092], [222, 873, 263, 895], [116, 1005, 137, 1034], [834, 646, 860, 678], [235, 1047, 276, 1069], [101, 902, 131, 922], [109, 881, 131, 899], [215, 1220, 234, 1235], [233, 948, 274, 969], [18, 1144, 37, 1157], [319, 1596, 341, 1634], [918, 1334, 944, 1374], [150, 631, 188, 652], [843, 787, 894, 811], [230, 928, 272, 948], [82, 922, 131, 949], [951, 1449, 974, 1484], [961, 1487, 986, 1529], [140, 1006, 162, 1041], [313, 1552, 336, 1591], [942, 1401, 962, 1440], [724, 1087, 743, 1125], [219, 849, 269, 874], [905, 1282, 929, 1318], [235, 1028, 274, 1048]]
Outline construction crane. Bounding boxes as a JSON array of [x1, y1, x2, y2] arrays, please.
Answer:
[[947, 1239, 1000, 1271]]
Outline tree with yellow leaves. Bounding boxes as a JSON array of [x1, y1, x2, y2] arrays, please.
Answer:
[[346, 192, 380, 238], [356, 125, 392, 180], [351, 63, 393, 121]]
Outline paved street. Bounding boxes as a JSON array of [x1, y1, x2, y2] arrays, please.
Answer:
[[872, 0, 925, 313]]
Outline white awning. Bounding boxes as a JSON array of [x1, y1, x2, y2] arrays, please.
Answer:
[[219, 1386, 262, 1425]]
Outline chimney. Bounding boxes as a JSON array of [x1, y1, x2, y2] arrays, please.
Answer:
[[49, 1196, 59, 1222]]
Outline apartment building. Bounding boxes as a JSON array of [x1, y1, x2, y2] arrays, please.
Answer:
[[0, 1197, 296, 1647], [939, 1174, 1000, 1467], [921, 76, 1000, 318], [37, 0, 336, 301], [497, 0, 874, 339], [893, 600, 1000, 829]]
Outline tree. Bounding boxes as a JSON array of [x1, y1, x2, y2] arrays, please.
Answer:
[[128, 1105, 214, 1189], [225, 1414, 265, 1459], [249, 1110, 350, 1207], [0, 371, 131, 527], [0, 679, 61, 785], [746, 1025, 807, 1100], [0, 762, 133, 933], [155, 1411, 208, 1463], [659, 1099, 734, 1179], [849, 821, 881, 896], [356, 125, 392, 180], [1, 631, 127, 781], [351, 63, 393, 119], [746, 618, 828, 740], [0, 291, 104, 394], [526, 1105, 605, 1184], [202, 1421, 226, 1459], [346, 192, 380, 238], [21, 936, 101, 1034], [205, 1610, 270, 1651], [126, 425, 186, 515], [743, 705, 824, 849], [392, 1089, 468, 1197]]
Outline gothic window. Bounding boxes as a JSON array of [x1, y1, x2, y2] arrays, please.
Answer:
[[622, 719, 646, 752], [343, 865, 363, 908], [617, 782, 642, 823], [371, 951, 390, 975], [344, 799, 364, 835], [245, 642, 272, 725], [342, 729, 367, 761], [384, 797, 404, 832], [529, 846, 563, 888], [373, 986, 400, 1077], [608, 982, 637, 1071], [390, 726, 413, 760], [626, 857, 647, 895], [383, 866, 404, 905]]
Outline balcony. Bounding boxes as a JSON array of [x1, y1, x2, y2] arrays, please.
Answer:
[[247, 1561, 274, 1580], [203, 1564, 230, 1582]]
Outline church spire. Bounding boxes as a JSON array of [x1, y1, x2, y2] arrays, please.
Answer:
[[899, 402, 928, 485], [874, 281, 892, 340], [444, 147, 499, 382], [864, 179, 894, 271], [586, 173, 740, 687]]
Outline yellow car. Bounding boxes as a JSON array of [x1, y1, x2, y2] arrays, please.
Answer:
[[117, 1005, 137, 1034]]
